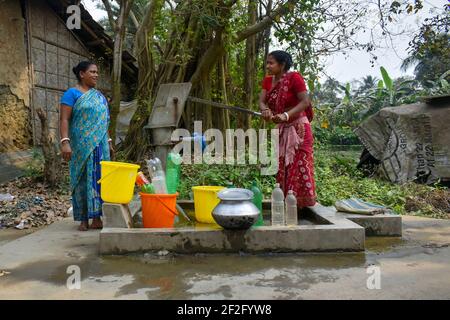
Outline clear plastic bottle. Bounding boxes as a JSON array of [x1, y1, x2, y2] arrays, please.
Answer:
[[285, 190, 298, 226], [146, 157, 167, 194], [271, 183, 285, 226]]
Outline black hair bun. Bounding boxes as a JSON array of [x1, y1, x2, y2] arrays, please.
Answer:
[[268, 50, 293, 71], [72, 61, 96, 82]]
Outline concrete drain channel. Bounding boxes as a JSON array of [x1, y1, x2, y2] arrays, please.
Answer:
[[99, 201, 401, 255]]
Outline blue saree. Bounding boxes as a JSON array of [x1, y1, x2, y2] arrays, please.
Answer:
[[69, 88, 110, 221]]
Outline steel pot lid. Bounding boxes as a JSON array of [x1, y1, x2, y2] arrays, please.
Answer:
[[217, 188, 254, 201]]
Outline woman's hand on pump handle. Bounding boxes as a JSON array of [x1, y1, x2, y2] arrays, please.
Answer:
[[272, 113, 289, 123], [261, 108, 273, 121]]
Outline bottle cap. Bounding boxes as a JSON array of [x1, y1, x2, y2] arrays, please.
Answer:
[[275, 183, 280, 188], [135, 172, 150, 186]]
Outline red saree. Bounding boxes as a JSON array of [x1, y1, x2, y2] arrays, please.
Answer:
[[263, 72, 316, 207]]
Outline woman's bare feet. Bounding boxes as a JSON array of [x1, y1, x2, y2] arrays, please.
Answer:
[[78, 221, 89, 231], [90, 217, 103, 229]]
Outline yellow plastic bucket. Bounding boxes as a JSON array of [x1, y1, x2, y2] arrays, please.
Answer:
[[192, 186, 225, 224], [98, 161, 140, 204]]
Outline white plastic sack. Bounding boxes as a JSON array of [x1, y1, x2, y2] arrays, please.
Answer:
[[354, 99, 450, 184], [115, 100, 138, 145]]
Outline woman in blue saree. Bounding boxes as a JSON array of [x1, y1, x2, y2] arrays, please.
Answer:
[[59, 61, 114, 231]]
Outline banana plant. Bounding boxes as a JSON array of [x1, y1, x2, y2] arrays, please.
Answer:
[[379, 66, 419, 105], [342, 82, 352, 105], [424, 69, 450, 95], [380, 66, 395, 105]]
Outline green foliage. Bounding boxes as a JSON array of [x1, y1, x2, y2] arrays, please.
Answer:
[[315, 147, 448, 218], [380, 66, 393, 91], [23, 148, 44, 181], [273, 0, 324, 82], [312, 65, 450, 146], [401, 7, 450, 87], [380, 66, 394, 104], [179, 163, 276, 200], [313, 125, 360, 146]]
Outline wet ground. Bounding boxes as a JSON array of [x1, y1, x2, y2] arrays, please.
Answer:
[[0, 215, 449, 299], [0, 227, 42, 247]]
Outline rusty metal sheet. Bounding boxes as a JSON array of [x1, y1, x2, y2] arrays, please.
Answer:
[[147, 82, 192, 129]]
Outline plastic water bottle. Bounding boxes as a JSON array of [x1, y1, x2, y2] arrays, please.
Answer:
[[271, 183, 285, 226], [285, 190, 298, 226], [251, 181, 264, 226], [166, 152, 181, 194], [147, 157, 167, 194], [141, 183, 155, 194]]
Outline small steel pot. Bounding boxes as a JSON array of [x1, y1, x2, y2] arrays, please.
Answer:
[[212, 188, 260, 230]]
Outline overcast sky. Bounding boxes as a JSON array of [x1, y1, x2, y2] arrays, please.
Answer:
[[81, 0, 445, 83]]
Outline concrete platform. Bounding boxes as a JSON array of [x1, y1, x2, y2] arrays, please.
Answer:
[[306, 203, 402, 237], [99, 202, 366, 254]]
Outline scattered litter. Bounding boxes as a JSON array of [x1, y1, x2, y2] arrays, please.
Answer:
[[158, 250, 170, 256], [0, 193, 14, 202], [15, 219, 29, 230], [0, 270, 11, 277], [334, 198, 389, 215], [66, 207, 73, 217], [33, 196, 44, 205], [0, 177, 70, 228]]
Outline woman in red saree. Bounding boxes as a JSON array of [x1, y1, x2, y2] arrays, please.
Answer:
[[259, 50, 316, 207]]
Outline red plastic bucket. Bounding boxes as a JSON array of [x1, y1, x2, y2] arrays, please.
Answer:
[[140, 192, 178, 228]]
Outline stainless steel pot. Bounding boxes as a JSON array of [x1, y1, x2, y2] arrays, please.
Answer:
[[212, 188, 260, 230]]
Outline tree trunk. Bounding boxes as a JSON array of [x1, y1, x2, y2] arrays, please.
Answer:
[[109, 0, 134, 145], [218, 56, 230, 131], [122, 0, 284, 161], [242, 0, 257, 130], [36, 108, 61, 187], [262, 0, 272, 74]]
